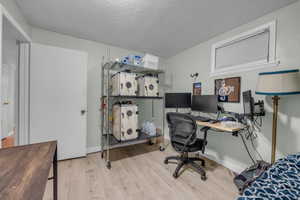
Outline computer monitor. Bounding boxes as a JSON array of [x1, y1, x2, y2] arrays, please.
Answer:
[[165, 93, 191, 108], [191, 95, 218, 113], [243, 90, 254, 120]]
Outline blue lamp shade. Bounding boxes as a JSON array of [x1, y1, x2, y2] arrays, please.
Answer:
[[256, 69, 300, 96]]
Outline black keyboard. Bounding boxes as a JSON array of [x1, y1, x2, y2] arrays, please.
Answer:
[[191, 115, 210, 122], [208, 119, 219, 123]]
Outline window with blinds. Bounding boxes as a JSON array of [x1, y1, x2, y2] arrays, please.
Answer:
[[211, 21, 277, 76]]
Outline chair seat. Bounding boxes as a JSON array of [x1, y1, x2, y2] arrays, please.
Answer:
[[173, 138, 205, 152]]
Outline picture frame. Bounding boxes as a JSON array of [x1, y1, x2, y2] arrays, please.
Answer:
[[193, 82, 202, 95], [215, 77, 241, 103]]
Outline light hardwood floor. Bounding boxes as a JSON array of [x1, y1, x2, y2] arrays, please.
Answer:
[[43, 143, 238, 200]]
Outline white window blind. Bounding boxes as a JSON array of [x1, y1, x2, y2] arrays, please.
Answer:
[[215, 30, 269, 70], [211, 21, 277, 76]]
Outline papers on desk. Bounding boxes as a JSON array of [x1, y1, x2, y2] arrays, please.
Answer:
[[220, 121, 244, 129]]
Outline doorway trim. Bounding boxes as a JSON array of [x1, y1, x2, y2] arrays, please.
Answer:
[[18, 43, 30, 145]]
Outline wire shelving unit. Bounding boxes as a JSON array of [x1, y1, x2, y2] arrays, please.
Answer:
[[100, 61, 166, 169]]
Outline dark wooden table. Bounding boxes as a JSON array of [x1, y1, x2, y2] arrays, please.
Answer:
[[0, 141, 58, 200]]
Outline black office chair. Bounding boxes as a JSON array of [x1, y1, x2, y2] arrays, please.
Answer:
[[165, 112, 208, 180]]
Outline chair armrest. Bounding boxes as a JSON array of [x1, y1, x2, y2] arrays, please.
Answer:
[[200, 126, 210, 154]]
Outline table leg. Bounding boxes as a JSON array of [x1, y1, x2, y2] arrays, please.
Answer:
[[53, 147, 58, 200]]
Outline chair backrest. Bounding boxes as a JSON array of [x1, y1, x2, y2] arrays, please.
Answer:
[[166, 112, 198, 152]]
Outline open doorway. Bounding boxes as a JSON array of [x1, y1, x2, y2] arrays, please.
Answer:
[[1, 15, 29, 148]]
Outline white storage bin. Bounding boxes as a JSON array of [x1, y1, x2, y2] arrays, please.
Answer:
[[111, 72, 138, 96], [142, 54, 159, 70], [138, 75, 159, 97], [113, 103, 139, 141]]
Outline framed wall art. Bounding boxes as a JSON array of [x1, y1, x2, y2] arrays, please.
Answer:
[[193, 82, 202, 95], [215, 77, 241, 103]]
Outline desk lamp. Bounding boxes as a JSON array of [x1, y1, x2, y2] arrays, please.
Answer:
[[256, 69, 300, 164]]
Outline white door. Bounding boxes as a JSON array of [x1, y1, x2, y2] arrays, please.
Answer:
[[30, 43, 87, 160]]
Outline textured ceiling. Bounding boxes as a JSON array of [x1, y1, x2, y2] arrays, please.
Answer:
[[16, 0, 297, 57]]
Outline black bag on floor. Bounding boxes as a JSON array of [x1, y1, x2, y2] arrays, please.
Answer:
[[234, 160, 271, 195]]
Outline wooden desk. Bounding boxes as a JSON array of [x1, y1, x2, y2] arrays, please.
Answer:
[[0, 141, 57, 200], [196, 120, 245, 133]]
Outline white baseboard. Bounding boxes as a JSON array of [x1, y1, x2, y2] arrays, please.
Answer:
[[87, 146, 101, 154], [164, 139, 246, 173], [203, 148, 247, 173]]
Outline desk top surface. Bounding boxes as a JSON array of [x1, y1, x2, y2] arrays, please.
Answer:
[[0, 141, 57, 200], [196, 121, 245, 132]]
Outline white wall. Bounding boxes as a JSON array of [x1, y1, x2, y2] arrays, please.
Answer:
[[0, 0, 31, 37], [165, 1, 300, 172], [31, 28, 155, 152], [1, 18, 19, 140]]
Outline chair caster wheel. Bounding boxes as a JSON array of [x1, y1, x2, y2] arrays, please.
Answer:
[[164, 159, 168, 164], [173, 173, 179, 179], [106, 161, 111, 169], [201, 175, 207, 181], [159, 146, 165, 151]]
